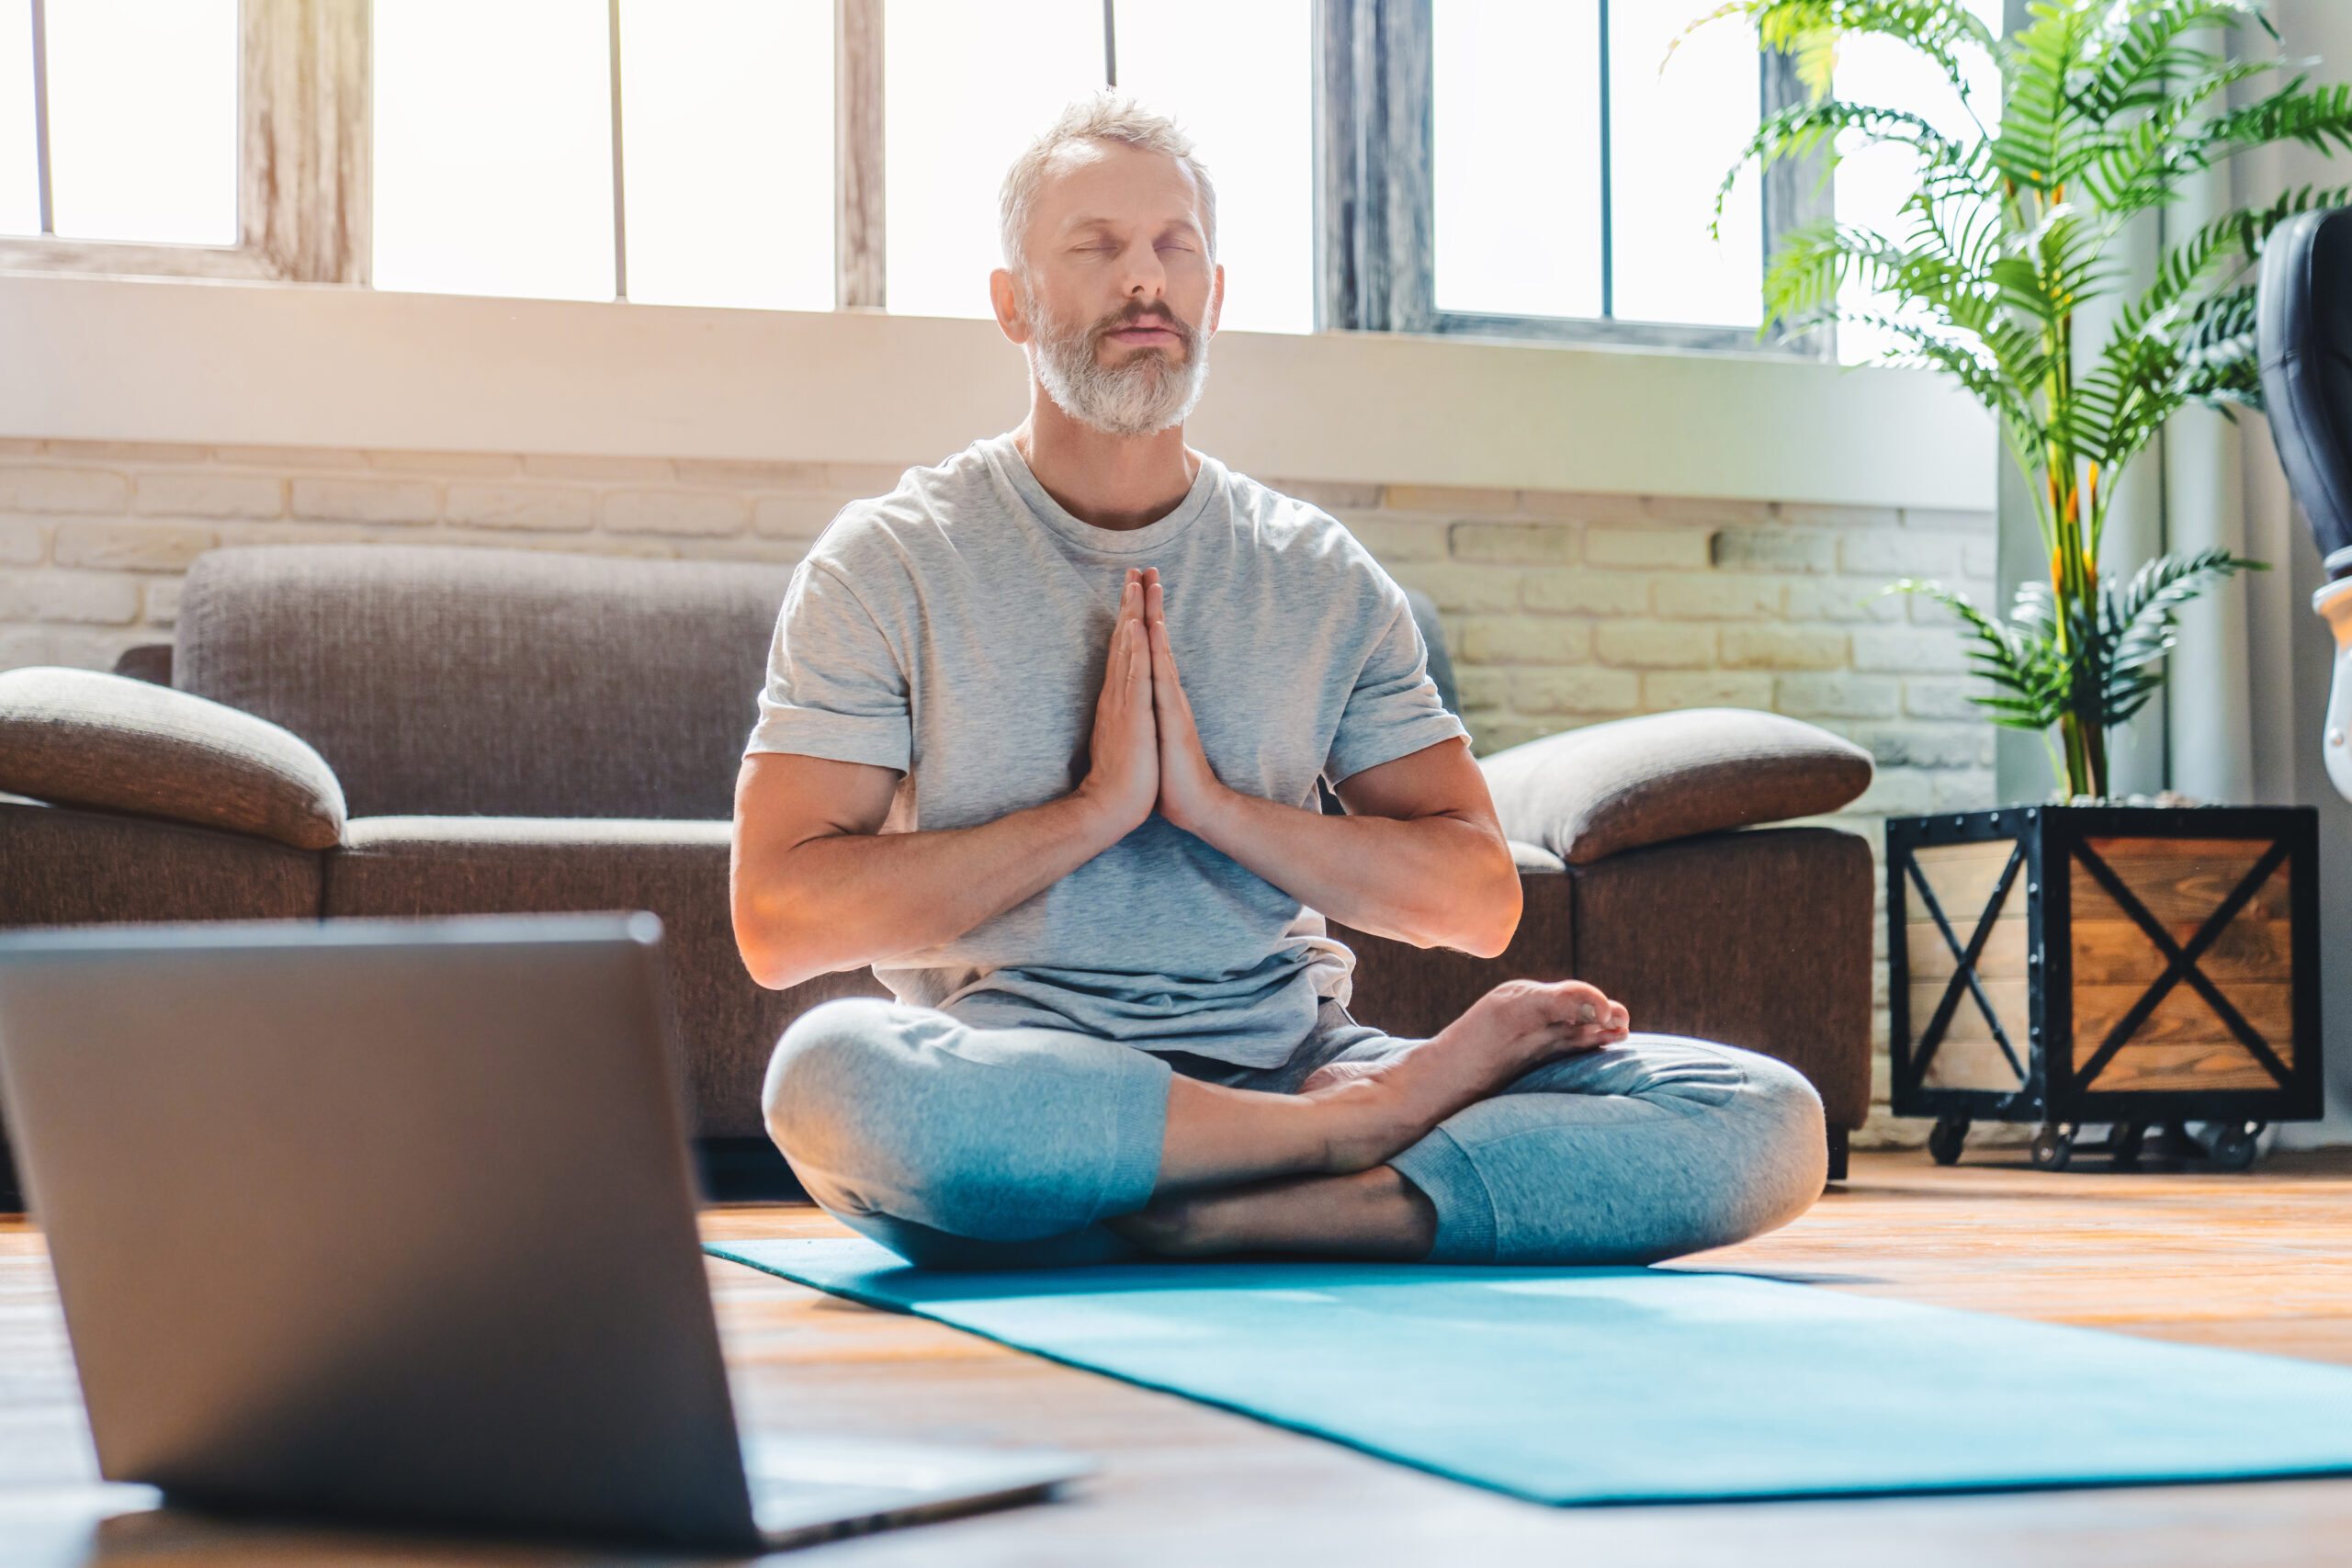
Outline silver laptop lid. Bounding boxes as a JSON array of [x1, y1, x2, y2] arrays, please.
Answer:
[[0, 915, 763, 1551]]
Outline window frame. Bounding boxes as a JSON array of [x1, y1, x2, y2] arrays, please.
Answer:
[[2, 0, 1827, 356], [0, 0, 368, 284], [1315, 0, 1833, 357]]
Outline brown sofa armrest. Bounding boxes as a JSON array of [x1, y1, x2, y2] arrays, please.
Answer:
[[0, 667, 345, 851], [1479, 708, 1872, 865]]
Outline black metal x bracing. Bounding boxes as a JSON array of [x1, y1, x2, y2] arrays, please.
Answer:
[[2070, 839, 2295, 1092], [1905, 843, 2028, 1083]]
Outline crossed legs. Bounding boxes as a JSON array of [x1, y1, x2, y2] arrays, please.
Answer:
[[762, 983, 1826, 1270]]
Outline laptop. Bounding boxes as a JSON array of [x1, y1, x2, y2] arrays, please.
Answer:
[[0, 914, 1089, 1552]]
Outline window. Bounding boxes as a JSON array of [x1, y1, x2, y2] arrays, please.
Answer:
[[0, 0, 1832, 357], [1, 0, 237, 246]]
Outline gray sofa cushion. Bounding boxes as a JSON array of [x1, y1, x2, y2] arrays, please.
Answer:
[[0, 800, 323, 926], [322, 817, 888, 1138], [177, 546, 797, 820], [1478, 708, 1873, 865], [0, 667, 345, 850]]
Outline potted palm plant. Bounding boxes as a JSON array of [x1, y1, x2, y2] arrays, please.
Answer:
[[1706, 0, 2340, 1168]]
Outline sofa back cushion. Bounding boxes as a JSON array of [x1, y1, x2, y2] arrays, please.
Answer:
[[176, 546, 796, 819]]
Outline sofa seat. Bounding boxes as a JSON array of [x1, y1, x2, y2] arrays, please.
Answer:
[[0, 799, 322, 926], [323, 817, 888, 1138]]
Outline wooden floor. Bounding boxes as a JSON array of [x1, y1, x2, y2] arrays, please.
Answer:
[[9, 1148, 2352, 1565]]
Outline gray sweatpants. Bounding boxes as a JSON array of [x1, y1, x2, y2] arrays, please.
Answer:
[[762, 998, 1827, 1269]]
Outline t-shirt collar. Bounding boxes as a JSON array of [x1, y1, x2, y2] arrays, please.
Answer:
[[984, 431, 1220, 556]]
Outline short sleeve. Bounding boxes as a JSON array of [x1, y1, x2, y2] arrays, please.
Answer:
[[743, 560, 912, 771], [1324, 592, 1470, 785]]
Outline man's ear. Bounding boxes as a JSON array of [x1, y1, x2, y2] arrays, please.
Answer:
[[990, 269, 1031, 345], [1206, 263, 1225, 338]]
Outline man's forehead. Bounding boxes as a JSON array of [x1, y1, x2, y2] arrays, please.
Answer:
[[1034, 141, 1205, 231]]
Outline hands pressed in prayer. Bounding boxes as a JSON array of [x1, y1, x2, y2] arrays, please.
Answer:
[[1076, 568, 1163, 836], [1140, 569, 1228, 836]]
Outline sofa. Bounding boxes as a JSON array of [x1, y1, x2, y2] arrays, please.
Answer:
[[0, 544, 1877, 1200]]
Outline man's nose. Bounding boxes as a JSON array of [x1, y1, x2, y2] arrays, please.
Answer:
[[1115, 238, 1168, 299]]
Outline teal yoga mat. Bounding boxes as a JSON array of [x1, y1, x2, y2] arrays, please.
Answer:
[[709, 1237, 2352, 1505]]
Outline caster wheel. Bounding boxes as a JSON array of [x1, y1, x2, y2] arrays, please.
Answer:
[[1928, 1117, 1970, 1167], [2030, 1124, 2074, 1172], [2110, 1121, 2146, 1170], [2211, 1122, 2262, 1172]]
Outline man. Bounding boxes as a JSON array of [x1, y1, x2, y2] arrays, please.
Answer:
[[733, 96, 1824, 1269]]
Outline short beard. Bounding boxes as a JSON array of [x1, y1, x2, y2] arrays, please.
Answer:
[[1024, 290, 1211, 437]]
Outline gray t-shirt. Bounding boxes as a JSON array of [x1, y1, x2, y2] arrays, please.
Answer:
[[745, 434, 1466, 1066]]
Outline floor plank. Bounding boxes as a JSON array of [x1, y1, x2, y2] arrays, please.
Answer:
[[11, 1151, 2352, 1565]]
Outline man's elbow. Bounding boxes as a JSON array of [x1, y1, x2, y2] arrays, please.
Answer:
[[1415, 839, 1521, 958], [733, 895, 831, 992]]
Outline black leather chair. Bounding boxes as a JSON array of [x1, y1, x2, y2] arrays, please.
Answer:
[[2256, 208, 2352, 800]]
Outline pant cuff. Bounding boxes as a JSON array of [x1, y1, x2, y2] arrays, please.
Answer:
[[1092, 1050, 1173, 1221], [1390, 1127, 1498, 1264]]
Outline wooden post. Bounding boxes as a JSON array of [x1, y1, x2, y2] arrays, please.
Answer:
[[835, 0, 885, 310], [240, 0, 371, 285]]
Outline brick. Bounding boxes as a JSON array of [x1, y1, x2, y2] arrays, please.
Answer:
[[1848, 767, 1938, 816], [1902, 506, 1996, 531], [1515, 490, 1648, 525], [1450, 522, 1578, 565], [445, 484, 595, 532], [51, 522, 217, 571], [753, 493, 850, 539], [673, 458, 831, 490], [1932, 771, 1997, 811], [1384, 482, 1516, 514], [1904, 677, 1990, 721], [1839, 530, 1964, 578], [39, 439, 207, 463], [0, 519, 43, 565], [603, 491, 749, 536], [212, 445, 369, 470], [522, 453, 675, 482], [1643, 671, 1773, 710], [822, 462, 910, 496], [1777, 502, 1900, 530], [0, 467, 128, 515], [1845, 723, 1990, 770], [1337, 513, 1450, 563], [1520, 569, 1650, 617], [1508, 668, 1640, 716], [1786, 577, 1908, 623], [131, 472, 283, 519], [1391, 563, 1521, 615], [1652, 576, 1785, 620], [1462, 616, 1591, 665], [0, 625, 50, 669], [1709, 527, 1838, 573], [291, 478, 439, 525], [0, 570, 141, 624], [0, 439, 40, 457], [1593, 621, 1716, 669], [1467, 718, 1556, 756], [143, 578, 182, 626], [1854, 626, 1972, 673], [1453, 666, 1510, 711], [1267, 478, 1384, 511], [671, 537, 810, 564], [1776, 672, 1901, 719], [1587, 528, 1713, 570], [447, 532, 680, 559], [1647, 496, 1771, 527], [1719, 625, 1849, 671], [368, 449, 523, 477]]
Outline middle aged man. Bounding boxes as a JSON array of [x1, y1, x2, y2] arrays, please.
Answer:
[[731, 96, 1826, 1269]]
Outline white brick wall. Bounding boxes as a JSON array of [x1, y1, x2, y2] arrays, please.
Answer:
[[0, 440, 1999, 1145]]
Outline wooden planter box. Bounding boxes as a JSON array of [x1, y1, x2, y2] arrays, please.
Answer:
[[1886, 806, 2322, 1170]]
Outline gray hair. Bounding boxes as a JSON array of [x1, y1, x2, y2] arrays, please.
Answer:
[[998, 93, 1217, 276]]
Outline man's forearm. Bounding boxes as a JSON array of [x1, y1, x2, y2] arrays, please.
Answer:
[[1187, 790, 1521, 957], [735, 791, 1125, 990]]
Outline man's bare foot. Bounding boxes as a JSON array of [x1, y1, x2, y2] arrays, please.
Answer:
[[1110, 1166, 1438, 1260], [1301, 979, 1630, 1172]]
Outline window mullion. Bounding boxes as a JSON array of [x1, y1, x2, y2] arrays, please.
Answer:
[[835, 0, 885, 310], [1760, 45, 1833, 359], [239, 0, 370, 284]]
